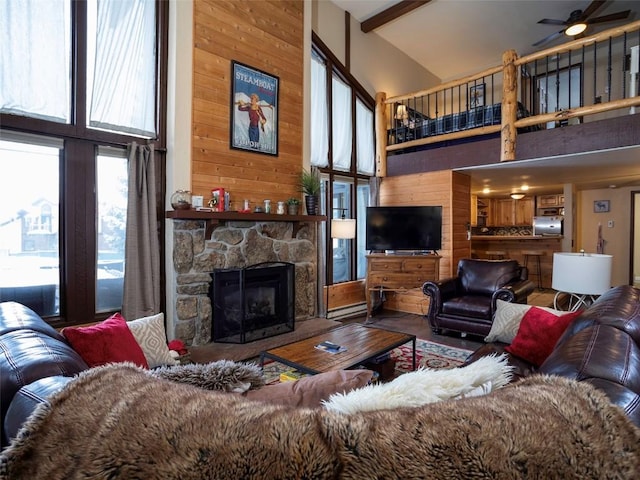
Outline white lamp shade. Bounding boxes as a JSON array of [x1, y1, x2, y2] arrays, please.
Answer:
[[552, 252, 613, 295], [331, 218, 356, 239]]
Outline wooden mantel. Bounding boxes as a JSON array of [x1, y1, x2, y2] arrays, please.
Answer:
[[166, 210, 327, 237]]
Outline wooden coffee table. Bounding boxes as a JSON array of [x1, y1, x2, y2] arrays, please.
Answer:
[[260, 323, 416, 375]]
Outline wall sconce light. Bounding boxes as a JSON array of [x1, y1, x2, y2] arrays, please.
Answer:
[[510, 193, 525, 200], [552, 251, 613, 311], [331, 208, 356, 239]]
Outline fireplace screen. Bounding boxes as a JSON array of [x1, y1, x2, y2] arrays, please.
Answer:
[[210, 262, 295, 343]]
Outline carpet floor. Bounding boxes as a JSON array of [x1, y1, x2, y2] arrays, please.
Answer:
[[260, 339, 472, 384]]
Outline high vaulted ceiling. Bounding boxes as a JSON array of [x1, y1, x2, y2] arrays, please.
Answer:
[[330, 0, 640, 197], [332, 0, 638, 81]]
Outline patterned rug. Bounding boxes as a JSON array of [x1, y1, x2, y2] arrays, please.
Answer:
[[261, 339, 473, 384]]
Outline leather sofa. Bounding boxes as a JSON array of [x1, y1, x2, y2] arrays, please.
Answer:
[[0, 302, 88, 447], [0, 302, 375, 448], [465, 284, 640, 427], [423, 258, 535, 337]]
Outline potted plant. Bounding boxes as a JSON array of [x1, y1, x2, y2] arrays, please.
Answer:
[[286, 197, 300, 215], [300, 168, 321, 215]]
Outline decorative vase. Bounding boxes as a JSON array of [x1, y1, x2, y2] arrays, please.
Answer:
[[304, 195, 318, 215], [287, 204, 299, 215], [171, 190, 192, 210]]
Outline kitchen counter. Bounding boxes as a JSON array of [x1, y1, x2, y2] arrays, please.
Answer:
[[471, 235, 563, 240], [471, 236, 564, 289]]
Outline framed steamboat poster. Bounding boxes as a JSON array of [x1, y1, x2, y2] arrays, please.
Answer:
[[230, 61, 279, 156]]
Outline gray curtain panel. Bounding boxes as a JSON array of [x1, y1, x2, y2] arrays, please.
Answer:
[[122, 142, 161, 320]]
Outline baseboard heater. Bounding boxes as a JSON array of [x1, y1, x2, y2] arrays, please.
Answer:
[[327, 303, 367, 320]]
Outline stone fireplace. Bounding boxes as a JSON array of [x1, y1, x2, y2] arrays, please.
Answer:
[[170, 218, 318, 346], [210, 262, 295, 343]]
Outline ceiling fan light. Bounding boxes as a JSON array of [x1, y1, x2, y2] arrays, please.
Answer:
[[565, 22, 587, 36], [510, 193, 525, 200]]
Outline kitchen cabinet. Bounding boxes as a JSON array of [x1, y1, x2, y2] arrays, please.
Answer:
[[537, 194, 564, 207], [536, 194, 564, 216], [495, 197, 534, 226], [516, 197, 535, 225], [471, 194, 478, 226], [476, 197, 491, 226], [538, 195, 560, 207]]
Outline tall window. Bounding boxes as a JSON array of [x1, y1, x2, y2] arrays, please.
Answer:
[[311, 37, 375, 287], [0, 0, 167, 326]]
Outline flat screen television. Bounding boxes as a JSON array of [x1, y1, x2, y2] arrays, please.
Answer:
[[366, 206, 442, 253]]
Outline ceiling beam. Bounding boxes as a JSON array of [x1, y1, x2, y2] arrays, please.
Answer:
[[361, 0, 431, 33]]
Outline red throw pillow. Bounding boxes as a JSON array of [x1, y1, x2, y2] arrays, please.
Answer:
[[62, 313, 149, 368], [505, 307, 583, 367]]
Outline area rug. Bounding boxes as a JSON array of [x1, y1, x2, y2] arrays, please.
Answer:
[[261, 339, 472, 384]]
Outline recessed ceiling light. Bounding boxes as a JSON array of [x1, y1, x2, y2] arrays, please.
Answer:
[[521, 185, 529, 191], [482, 187, 490, 194]]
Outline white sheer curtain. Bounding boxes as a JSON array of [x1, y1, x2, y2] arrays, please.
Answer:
[[310, 54, 329, 167], [88, 0, 156, 137], [122, 142, 160, 319], [0, 0, 70, 123], [356, 98, 375, 175], [332, 76, 352, 171]]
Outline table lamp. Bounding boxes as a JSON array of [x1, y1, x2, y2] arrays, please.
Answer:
[[551, 251, 613, 311], [331, 208, 356, 239]]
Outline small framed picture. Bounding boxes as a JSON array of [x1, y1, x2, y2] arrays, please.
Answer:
[[594, 200, 610, 213], [470, 83, 485, 108]]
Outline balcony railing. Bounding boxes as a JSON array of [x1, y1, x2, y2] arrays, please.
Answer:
[[375, 20, 640, 176]]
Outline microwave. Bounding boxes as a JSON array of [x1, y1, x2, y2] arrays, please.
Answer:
[[539, 207, 560, 216]]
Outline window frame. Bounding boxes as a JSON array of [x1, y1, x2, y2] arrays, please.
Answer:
[[0, 0, 168, 327], [312, 33, 375, 287]]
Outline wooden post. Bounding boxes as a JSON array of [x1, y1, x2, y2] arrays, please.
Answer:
[[375, 92, 388, 177], [501, 49, 518, 162]]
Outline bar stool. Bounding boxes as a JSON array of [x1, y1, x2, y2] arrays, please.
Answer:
[[485, 250, 506, 260], [522, 250, 544, 290]]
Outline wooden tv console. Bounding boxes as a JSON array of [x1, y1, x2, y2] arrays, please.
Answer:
[[365, 253, 441, 318]]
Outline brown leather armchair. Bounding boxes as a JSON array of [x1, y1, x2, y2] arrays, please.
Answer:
[[422, 258, 535, 337]]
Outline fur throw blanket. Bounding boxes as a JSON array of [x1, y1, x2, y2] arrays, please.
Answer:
[[323, 353, 513, 414], [1, 364, 639, 480], [151, 359, 264, 393]]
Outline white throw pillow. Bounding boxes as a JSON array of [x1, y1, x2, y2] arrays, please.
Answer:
[[127, 313, 178, 368], [485, 300, 569, 344], [322, 354, 513, 414]]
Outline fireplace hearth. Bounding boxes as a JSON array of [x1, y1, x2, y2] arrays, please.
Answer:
[[210, 262, 295, 343]]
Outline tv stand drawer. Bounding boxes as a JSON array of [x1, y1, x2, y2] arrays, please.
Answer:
[[369, 259, 404, 271], [368, 272, 429, 286], [365, 254, 440, 318]]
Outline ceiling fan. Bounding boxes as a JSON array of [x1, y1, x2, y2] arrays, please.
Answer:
[[532, 1, 631, 47]]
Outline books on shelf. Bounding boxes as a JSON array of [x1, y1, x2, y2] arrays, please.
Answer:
[[314, 341, 347, 354]]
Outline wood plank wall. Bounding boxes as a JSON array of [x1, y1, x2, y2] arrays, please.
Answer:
[[370, 171, 471, 315], [379, 170, 472, 280], [192, 1, 304, 208]]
